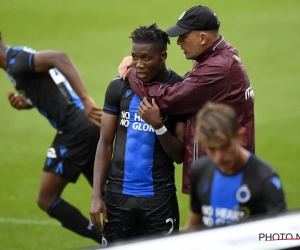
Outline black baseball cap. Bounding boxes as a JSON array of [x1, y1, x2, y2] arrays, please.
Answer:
[[165, 6, 221, 37]]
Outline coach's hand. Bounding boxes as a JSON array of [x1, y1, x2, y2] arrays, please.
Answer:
[[118, 56, 133, 80], [6, 91, 32, 110], [138, 97, 163, 129], [82, 96, 102, 127], [90, 197, 108, 231]]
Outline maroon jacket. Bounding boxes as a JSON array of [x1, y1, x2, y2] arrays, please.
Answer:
[[128, 37, 255, 194]]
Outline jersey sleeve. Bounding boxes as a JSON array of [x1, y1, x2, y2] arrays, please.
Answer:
[[103, 77, 124, 116], [190, 162, 202, 214], [261, 175, 287, 213], [9, 48, 35, 74]]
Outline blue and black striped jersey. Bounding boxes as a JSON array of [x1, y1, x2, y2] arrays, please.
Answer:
[[104, 70, 186, 197]]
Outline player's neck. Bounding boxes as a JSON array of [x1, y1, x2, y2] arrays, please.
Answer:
[[233, 148, 251, 173], [153, 64, 170, 83]]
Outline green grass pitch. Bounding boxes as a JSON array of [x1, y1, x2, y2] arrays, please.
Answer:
[[0, 0, 299, 249]]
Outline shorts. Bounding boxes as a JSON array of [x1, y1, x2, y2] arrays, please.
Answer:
[[102, 191, 179, 245], [43, 122, 100, 184]]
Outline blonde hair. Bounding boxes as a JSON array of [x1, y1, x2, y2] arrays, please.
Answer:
[[196, 102, 240, 143]]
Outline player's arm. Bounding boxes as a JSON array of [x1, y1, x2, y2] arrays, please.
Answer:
[[138, 97, 185, 164], [33, 51, 101, 127], [128, 65, 227, 115], [261, 175, 287, 213], [90, 78, 122, 230], [90, 112, 118, 230], [185, 162, 202, 230]]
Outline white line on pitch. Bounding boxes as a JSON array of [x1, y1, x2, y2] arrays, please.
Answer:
[[0, 217, 59, 225]]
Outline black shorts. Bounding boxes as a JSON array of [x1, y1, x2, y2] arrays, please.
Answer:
[[43, 122, 100, 184], [102, 191, 179, 246]]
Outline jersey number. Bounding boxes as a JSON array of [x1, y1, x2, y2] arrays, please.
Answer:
[[49, 69, 65, 85], [165, 218, 176, 235]]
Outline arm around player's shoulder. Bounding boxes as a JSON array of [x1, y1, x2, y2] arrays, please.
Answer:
[[192, 54, 230, 83]]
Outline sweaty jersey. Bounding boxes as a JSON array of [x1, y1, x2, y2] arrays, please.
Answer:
[[190, 153, 287, 227], [5, 46, 85, 130], [104, 70, 185, 197]]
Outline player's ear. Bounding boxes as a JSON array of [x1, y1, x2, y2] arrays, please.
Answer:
[[161, 51, 167, 62]]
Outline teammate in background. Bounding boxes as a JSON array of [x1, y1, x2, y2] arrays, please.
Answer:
[[90, 24, 186, 245], [185, 102, 287, 229], [0, 32, 103, 244]]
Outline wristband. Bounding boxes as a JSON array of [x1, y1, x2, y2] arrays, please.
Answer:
[[155, 125, 167, 136]]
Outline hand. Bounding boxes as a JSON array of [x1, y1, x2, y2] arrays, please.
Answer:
[[6, 91, 32, 110], [118, 56, 133, 80], [90, 197, 108, 231], [138, 97, 163, 129], [82, 96, 102, 127]]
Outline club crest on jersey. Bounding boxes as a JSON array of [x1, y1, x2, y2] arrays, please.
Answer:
[[236, 184, 251, 203]]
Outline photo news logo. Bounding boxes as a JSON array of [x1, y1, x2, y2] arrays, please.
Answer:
[[259, 233, 300, 242]]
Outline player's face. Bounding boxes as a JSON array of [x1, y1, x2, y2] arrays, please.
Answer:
[[202, 130, 244, 174], [177, 31, 207, 60], [131, 43, 166, 83]]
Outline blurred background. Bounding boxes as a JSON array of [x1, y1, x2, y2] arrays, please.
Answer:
[[0, 0, 299, 249]]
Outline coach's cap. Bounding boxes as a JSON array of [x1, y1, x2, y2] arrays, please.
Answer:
[[165, 6, 220, 37]]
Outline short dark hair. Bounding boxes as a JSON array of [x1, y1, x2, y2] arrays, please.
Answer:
[[129, 23, 170, 51], [0, 32, 3, 42]]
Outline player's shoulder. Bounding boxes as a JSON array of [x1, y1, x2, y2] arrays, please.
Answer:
[[6, 46, 36, 66], [167, 69, 184, 86], [108, 76, 129, 87], [191, 156, 214, 174], [6, 46, 37, 74], [107, 76, 130, 91], [8, 46, 36, 56], [105, 76, 131, 98], [248, 154, 277, 178]]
